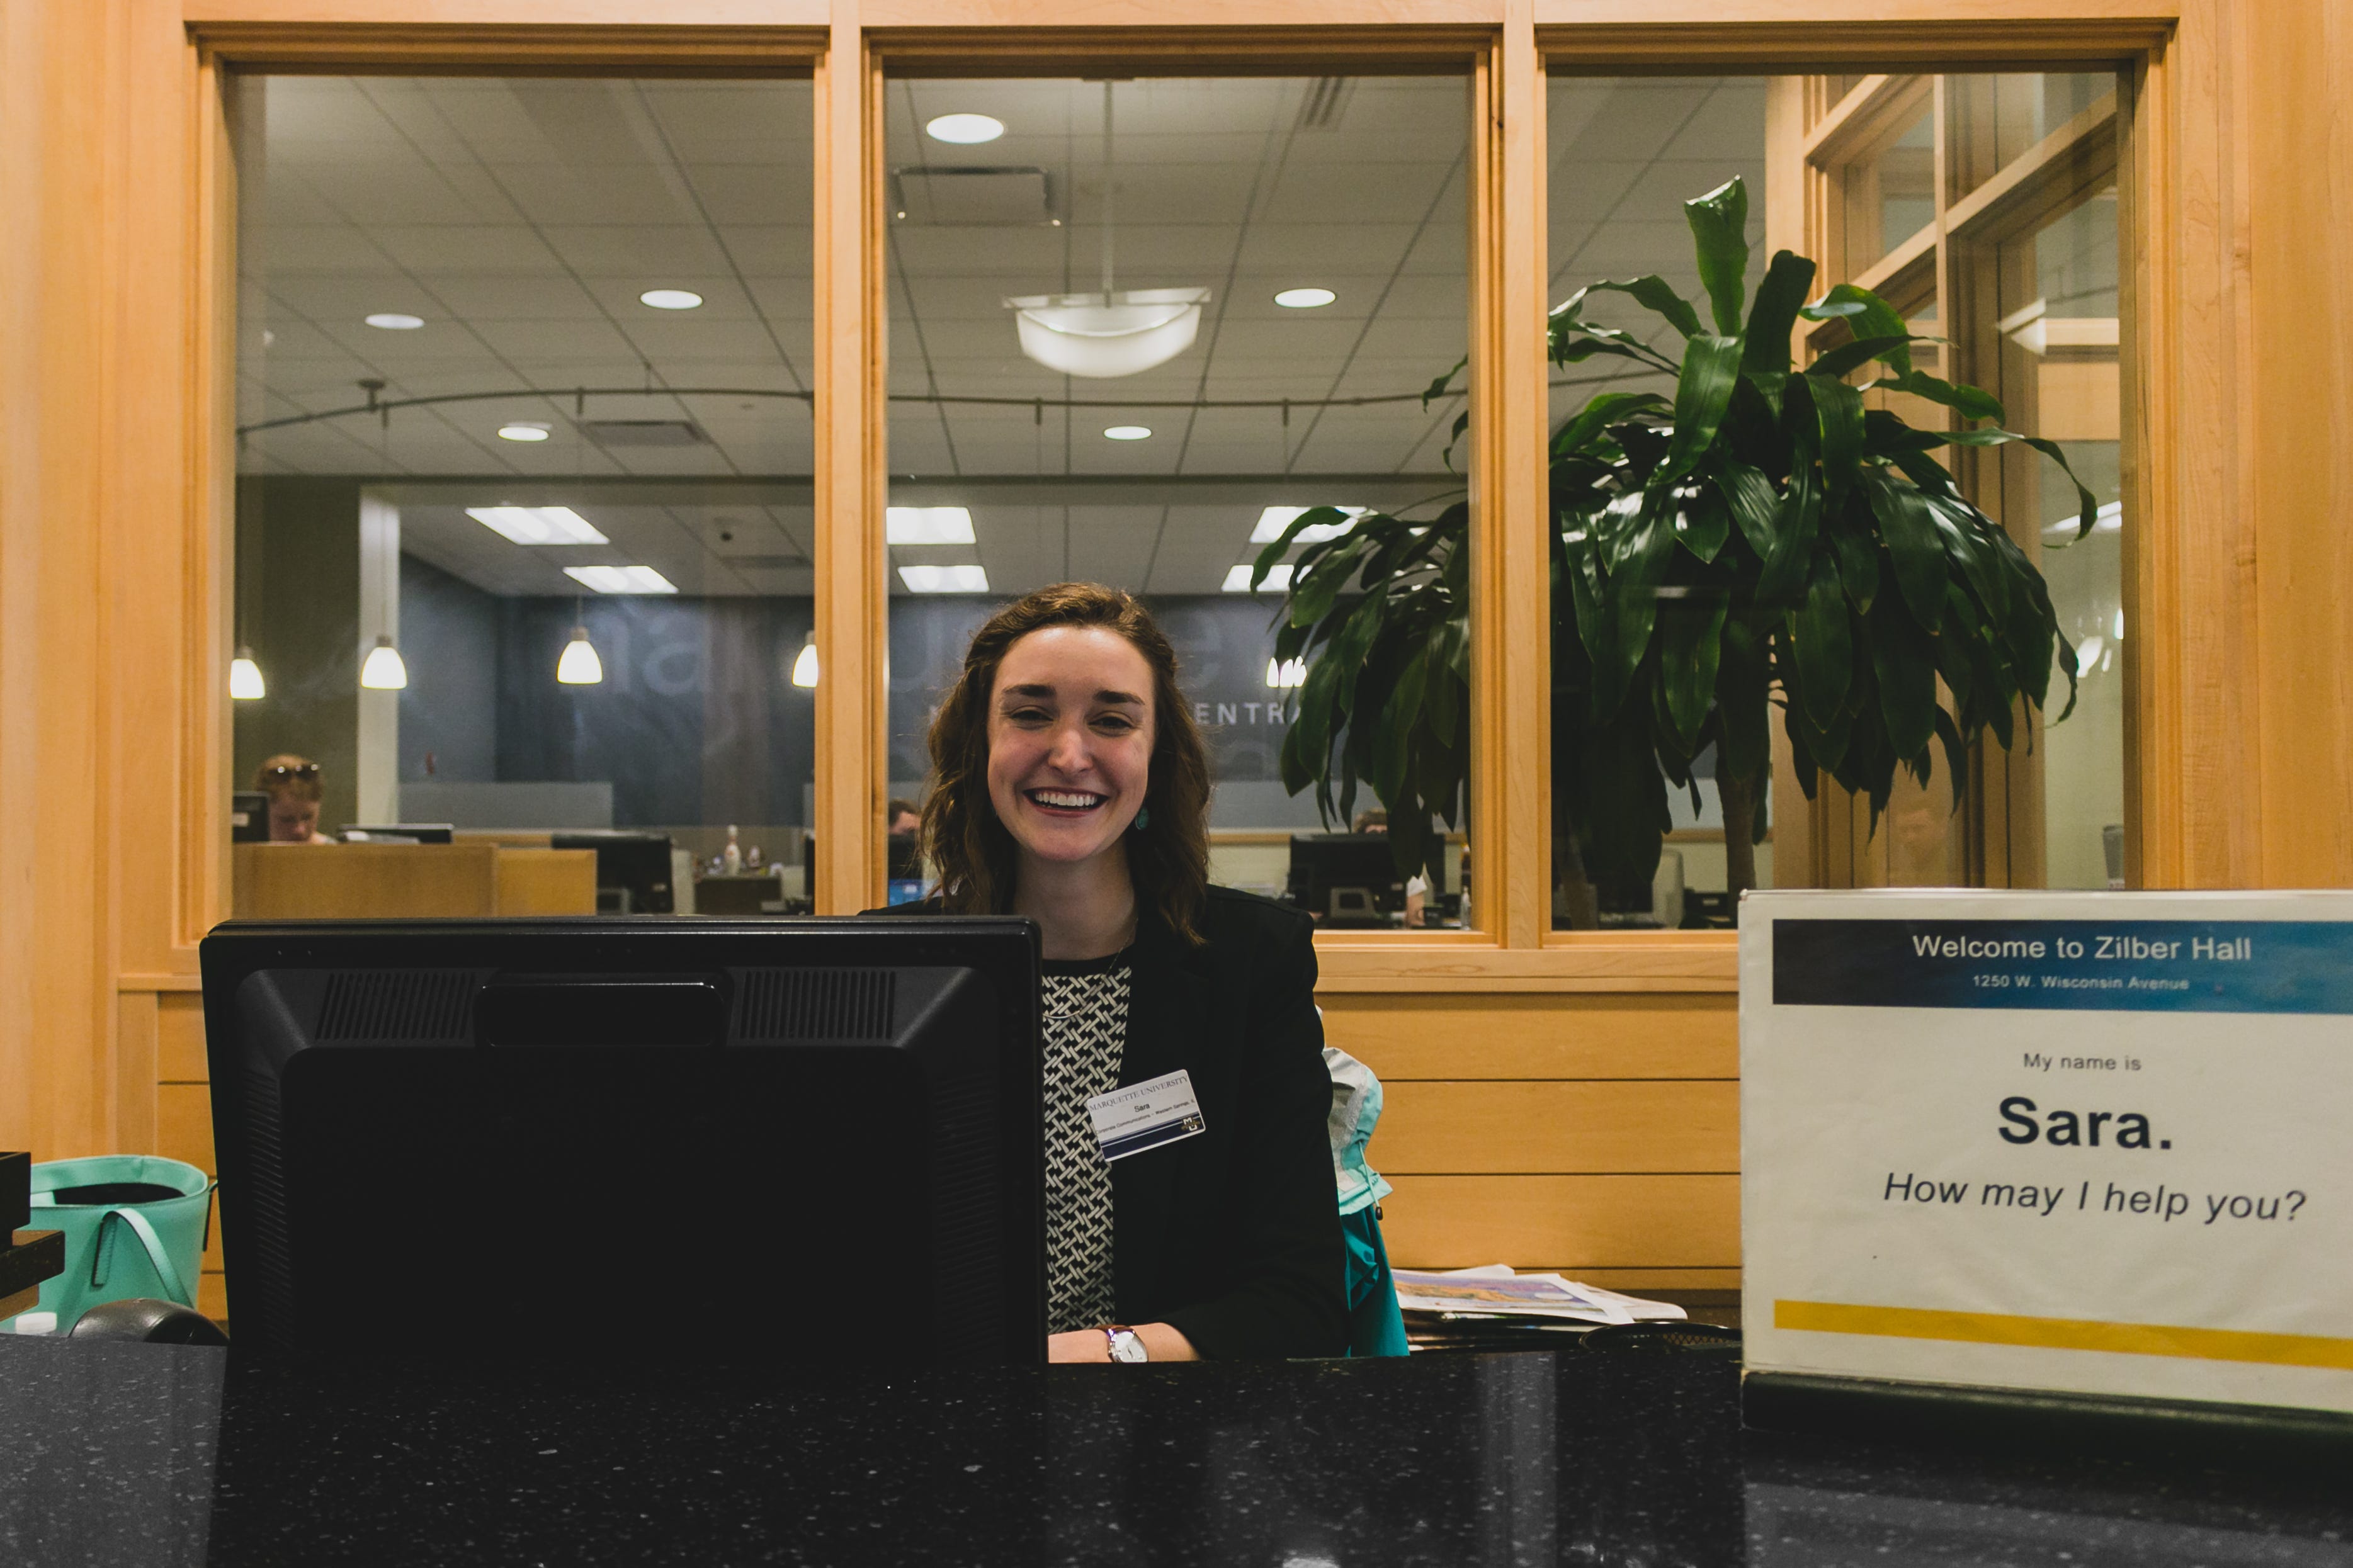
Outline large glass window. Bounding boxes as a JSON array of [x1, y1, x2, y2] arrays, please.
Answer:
[[231, 74, 815, 917], [1545, 76, 1769, 928], [883, 74, 1475, 928], [1542, 68, 2123, 925]]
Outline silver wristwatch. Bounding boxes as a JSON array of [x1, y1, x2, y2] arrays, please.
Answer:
[[1103, 1325, 1148, 1363]]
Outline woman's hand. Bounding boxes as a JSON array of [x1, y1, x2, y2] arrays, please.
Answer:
[[1045, 1323, 1201, 1362]]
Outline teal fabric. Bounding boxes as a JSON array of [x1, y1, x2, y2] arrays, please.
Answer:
[[1324, 1047, 1394, 1217], [1340, 1207, 1410, 1358]]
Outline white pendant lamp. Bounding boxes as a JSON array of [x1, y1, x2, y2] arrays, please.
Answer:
[[229, 645, 266, 701], [557, 625, 604, 685], [360, 635, 408, 691], [1005, 84, 1208, 380], [791, 630, 820, 689]]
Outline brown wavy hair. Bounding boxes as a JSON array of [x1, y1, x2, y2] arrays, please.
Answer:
[[922, 584, 1211, 943]]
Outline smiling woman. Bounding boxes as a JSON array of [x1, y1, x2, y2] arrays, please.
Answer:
[[878, 583, 1344, 1364]]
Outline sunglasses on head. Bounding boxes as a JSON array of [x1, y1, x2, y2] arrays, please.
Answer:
[[265, 763, 320, 780]]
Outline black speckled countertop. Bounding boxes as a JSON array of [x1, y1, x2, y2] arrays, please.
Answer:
[[1, 1336, 2347, 1565]]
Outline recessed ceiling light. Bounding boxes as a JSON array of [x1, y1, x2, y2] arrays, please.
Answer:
[[1250, 505, 1366, 544], [466, 505, 608, 546], [564, 565, 678, 595], [1223, 563, 1294, 593], [365, 312, 426, 330], [926, 113, 1006, 145], [639, 289, 703, 310], [1273, 288, 1336, 309], [899, 563, 991, 594], [498, 422, 552, 443], [1103, 425, 1152, 442], [886, 506, 977, 545]]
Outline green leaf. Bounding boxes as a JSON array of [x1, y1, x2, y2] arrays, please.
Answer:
[[1251, 505, 1354, 590], [1805, 334, 1919, 380], [1420, 356, 1467, 407], [1810, 373, 1866, 498], [1716, 617, 1772, 792], [1931, 707, 1970, 811], [1742, 250, 1817, 381], [1930, 581, 1978, 709], [1684, 177, 1752, 336], [1859, 468, 1948, 633], [1813, 283, 1915, 373], [1798, 298, 1868, 322], [1873, 368, 2004, 425], [1562, 276, 1706, 341], [1756, 454, 1822, 607], [1868, 594, 1939, 764], [1600, 488, 1677, 716], [1793, 550, 1853, 731], [1657, 593, 1730, 753], [1551, 392, 1669, 458], [1827, 492, 1880, 613], [1715, 460, 1779, 561], [1373, 642, 1428, 805], [1674, 483, 1733, 564], [1658, 334, 1744, 482]]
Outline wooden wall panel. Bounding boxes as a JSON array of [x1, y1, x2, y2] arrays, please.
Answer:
[[1375, 1081, 1737, 1175], [159, 993, 210, 1083], [1320, 993, 1736, 1078], [1380, 1175, 1741, 1270], [2246, 0, 2353, 887]]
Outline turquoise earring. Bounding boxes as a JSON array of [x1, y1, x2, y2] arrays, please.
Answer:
[[1131, 805, 1151, 832]]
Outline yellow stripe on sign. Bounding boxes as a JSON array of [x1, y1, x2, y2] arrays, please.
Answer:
[[1775, 1300, 2353, 1372]]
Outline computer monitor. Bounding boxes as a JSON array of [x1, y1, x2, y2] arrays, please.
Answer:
[[231, 791, 271, 843], [1286, 833, 1407, 928], [339, 824, 455, 844], [198, 917, 1044, 1363], [551, 830, 676, 914], [886, 831, 924, 906]]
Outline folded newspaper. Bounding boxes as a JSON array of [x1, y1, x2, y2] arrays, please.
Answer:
[[1390, 1265, 1688, 1325]]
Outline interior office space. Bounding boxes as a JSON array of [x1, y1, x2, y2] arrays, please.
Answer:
[[2, 0, 2350, 1554]]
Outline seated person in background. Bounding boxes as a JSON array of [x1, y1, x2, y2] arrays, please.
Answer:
[[880, 582, 1345, 1363], [254, 754, 322, 843], [887, 798, 922, 837]]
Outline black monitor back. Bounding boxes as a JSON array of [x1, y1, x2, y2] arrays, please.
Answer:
[[199, 917, 1042, 1363], [551, 830, 676, 913], [1287, 833, 1406, 925]]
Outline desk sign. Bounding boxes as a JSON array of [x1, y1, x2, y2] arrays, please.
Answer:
[[1741, 890, 2353, 1418]]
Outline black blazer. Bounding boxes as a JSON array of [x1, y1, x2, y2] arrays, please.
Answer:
[[871, 886, 1347, 1360]]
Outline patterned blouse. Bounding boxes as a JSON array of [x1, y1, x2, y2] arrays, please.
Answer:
[[1038, 950, 1132, 1334]]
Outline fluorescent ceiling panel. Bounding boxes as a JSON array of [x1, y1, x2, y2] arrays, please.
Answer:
[[886, 505, 977, 544], [1223, 563, 1293, 593], [899, 563, 990, 594], [467, 505, 609, 546], [564, 565, 678, 594]]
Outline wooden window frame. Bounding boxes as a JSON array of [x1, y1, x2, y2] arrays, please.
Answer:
[[1791, 67, 2124, 892], [156, 1, 2199, 1003]]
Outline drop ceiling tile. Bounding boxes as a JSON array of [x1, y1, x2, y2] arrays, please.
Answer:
[[535, 224, 731, 278]]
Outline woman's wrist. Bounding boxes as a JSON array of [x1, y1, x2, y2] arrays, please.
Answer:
[[1043, 1321, 1200, 1363]]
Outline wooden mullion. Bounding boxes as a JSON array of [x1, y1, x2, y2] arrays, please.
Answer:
[[1845, 220, 1937, 300], [1803, 72, 1929, 166], [811, 8, 888, 915], [1944, 91, 2119, 245]]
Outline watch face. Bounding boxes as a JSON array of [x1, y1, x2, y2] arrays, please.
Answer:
[[1109, 1330, 1148, 1363]]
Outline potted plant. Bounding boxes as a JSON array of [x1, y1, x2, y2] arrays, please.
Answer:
[[1256, 176, 2094, 923]]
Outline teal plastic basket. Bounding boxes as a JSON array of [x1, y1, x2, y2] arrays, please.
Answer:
[[4, 1155, 214, 1333]]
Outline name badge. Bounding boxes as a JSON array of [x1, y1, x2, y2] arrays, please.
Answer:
[[1086, 1069, 1206, 1163]]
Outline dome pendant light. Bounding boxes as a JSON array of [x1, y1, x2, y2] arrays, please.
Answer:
[[557, 624, 604, 685], [791, 630, 820, 689], [360, 635, 408, 690], [229, 645, 266, 701], [1004, 84, 1208, 380]]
